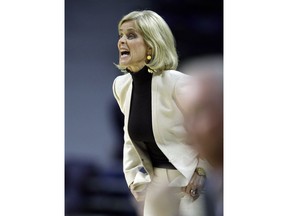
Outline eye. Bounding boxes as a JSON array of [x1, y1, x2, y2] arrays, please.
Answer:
[[118, 33, 123, 39], [127, 33, 136, 40]]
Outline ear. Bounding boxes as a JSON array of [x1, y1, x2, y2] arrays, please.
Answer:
[[147, 47, 152, 54]]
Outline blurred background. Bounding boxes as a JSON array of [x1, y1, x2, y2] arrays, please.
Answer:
[[65, 0, 223, 215]]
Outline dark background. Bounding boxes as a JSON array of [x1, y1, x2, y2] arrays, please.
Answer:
[[65, 0, 222, 215]]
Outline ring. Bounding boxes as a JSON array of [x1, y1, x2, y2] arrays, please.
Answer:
[[190, 189, 197, 196]]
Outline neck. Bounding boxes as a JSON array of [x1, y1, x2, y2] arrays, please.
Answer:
[[127, 63, 146, 73]]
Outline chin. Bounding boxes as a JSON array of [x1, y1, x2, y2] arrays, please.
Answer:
[[119, 61, 128, 67]]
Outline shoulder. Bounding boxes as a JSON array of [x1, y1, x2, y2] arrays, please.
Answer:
[[160, 70, 190, 81], [154, 70, 190, 87], [113, 73, 131, 86], [159, 70, 191, 103], [113, 73, 132, 93], [112, 73, 132, 107]]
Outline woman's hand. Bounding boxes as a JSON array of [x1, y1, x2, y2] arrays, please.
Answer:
[[181, 167, 206, 201]]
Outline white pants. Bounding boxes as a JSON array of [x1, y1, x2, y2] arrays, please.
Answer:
[[142, 168, 205, 216]]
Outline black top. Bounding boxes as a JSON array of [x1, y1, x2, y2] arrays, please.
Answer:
[[128, 66, 175, 169]]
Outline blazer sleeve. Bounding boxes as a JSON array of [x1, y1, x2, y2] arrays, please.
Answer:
[[112, 76, 145, 187], [112, 77, 123, 113]]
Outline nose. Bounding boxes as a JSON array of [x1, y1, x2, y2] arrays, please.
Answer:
[[118, 35, 126, 45]]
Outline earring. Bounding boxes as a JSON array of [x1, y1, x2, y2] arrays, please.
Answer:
[[147, 55, 152, 60]]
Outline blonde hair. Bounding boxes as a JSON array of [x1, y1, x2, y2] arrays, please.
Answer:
[[116, 10, 178, 73]]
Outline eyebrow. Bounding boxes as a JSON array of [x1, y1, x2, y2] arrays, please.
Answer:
[[119, 27, 137, 32]]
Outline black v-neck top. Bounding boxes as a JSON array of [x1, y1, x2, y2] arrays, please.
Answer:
[[128, 66, 175, 169]]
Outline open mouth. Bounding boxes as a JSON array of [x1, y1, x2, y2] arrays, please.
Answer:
[[120, 51, 130, 57]]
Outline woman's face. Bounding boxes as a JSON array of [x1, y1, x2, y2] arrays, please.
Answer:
[[118, 20, 148, 72]]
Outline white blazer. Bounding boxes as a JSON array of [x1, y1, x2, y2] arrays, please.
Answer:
[[112, 69, 208, 189]]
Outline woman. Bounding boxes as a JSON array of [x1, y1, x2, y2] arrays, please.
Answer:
[[112, 10, 209, 216]]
